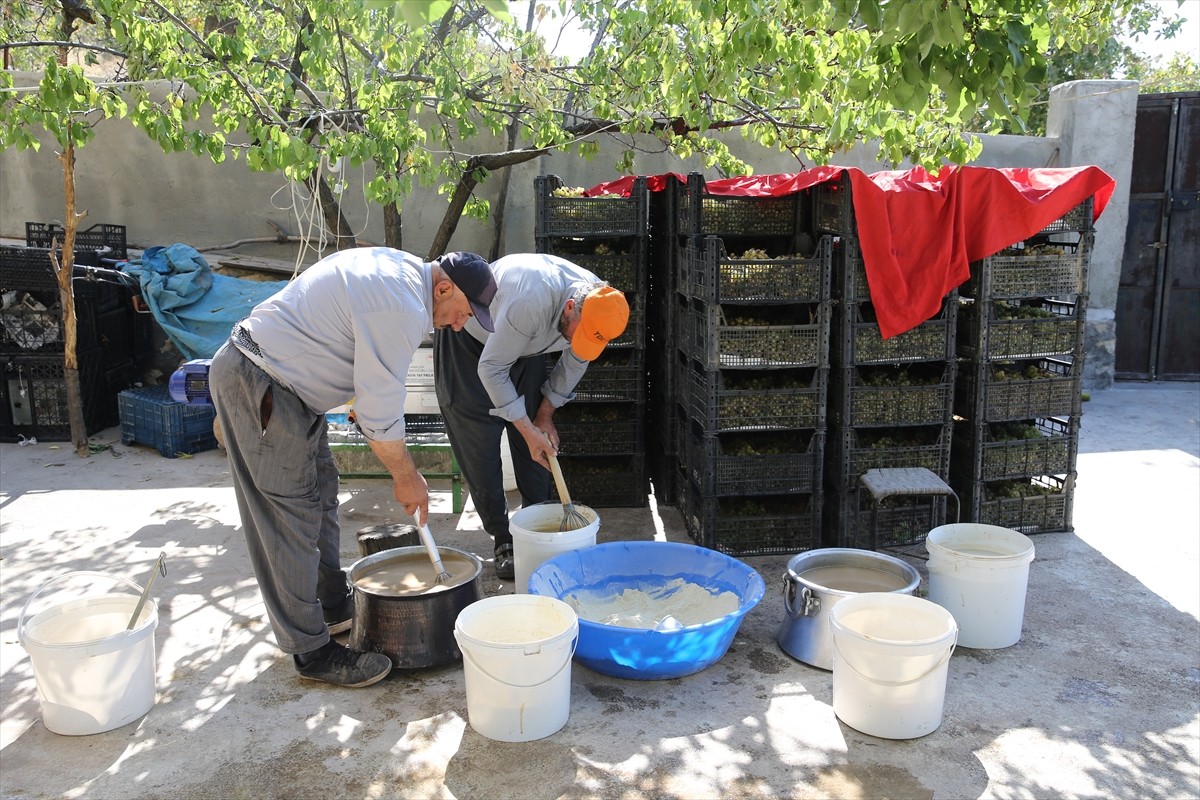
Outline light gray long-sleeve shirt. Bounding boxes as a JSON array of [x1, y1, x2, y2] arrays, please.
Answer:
[[239, 247, 430, 441], [462, 253, 600, 422]]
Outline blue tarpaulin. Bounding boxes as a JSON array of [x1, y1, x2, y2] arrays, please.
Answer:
[[120, 244, 288, 359]]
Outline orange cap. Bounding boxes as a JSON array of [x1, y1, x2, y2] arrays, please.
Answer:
[[570, 286, 630, 361]]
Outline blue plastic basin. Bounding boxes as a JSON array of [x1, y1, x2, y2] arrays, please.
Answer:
[[527, 541, 766, 680]]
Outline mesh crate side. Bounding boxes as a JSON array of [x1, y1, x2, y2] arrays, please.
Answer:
[[967, 474, 1074, 533], [25, 222, 128, 258], [682, 427, 824, 496], [682, 302, 828, 370], [969, 248, 1088, 299], [681, 482, 822, 556], [118, 385, 217, 458], [557, 453, 648, 507], [675, 174, 806, 238], [813, 173, 854, 236], [535, 236, 649, 293], [826, 489, 950, 550], [535, 176, 649, 237], [681, 237, 830, 305], [838, 298, 957, 365], [1, 349, 112, 441], [831, 426, 952, 485], [681, 363, 826, 433], [959, 299, 1084, 361], [838, 364, 955, 427]]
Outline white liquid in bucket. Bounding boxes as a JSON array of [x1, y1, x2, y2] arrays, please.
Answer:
[[454, 595, 578, 742], [830, 593, 957, 740], [20, 592, 158, 736], [510, 503, 599, 593], [926, 523, 1035, 650], [565, 578, 739, 630]]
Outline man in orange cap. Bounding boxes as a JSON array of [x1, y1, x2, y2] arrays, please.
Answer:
[[433, 253, 630, 581]]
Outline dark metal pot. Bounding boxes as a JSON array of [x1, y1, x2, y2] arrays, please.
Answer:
[[775, 548, 920, 671], [348, 545, 482, 669]]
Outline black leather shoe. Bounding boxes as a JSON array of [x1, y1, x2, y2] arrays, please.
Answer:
[[494, 543, 515, 581], [294, 641, 391, 687]]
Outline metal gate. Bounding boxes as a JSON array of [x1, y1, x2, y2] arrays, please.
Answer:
[[1117, 91, 1199, 381]]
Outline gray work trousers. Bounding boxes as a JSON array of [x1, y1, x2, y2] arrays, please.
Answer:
[[209, 341, 349, 655], [432, 328, 553, 550]]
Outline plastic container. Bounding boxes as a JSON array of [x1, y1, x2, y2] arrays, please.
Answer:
[[527, 541, 765, 680], [118, 385, 217, 458], [509, 501, 600, 593], [925, 523, 1036, 649], [17, 571, 159, 736], [829, 592, 957, 739], [776, 548, 921, 670], [453, 595, 578, 742]]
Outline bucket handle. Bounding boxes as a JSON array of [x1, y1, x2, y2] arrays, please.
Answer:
[[781, 575, 819, 618], [832, 632, 958, 687], [17, 571, 147, 640], [460, 635, 579, 690]]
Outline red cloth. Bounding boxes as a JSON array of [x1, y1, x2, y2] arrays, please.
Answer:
[[587, 166, 1115, 338]]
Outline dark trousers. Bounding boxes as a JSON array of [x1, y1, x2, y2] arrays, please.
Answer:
[[433, 328, 553, 550]]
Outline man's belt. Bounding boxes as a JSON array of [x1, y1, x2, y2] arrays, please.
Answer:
[[231, 324, 296, 395]]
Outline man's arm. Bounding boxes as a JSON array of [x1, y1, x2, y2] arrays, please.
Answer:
[[368, 438, 431, 525]]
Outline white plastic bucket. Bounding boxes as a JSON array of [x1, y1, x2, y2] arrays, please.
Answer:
[[509, 501, 599, 593], [829, 592, 958, 740], [17, 572, 159, 736], [926, 523, 1036, 649], [453, 595, 578, 742]]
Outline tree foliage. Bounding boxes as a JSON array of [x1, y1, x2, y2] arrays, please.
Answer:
[[1, 0, 1151, 254]]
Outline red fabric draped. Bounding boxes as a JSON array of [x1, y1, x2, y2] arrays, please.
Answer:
[[586, 166, 1115, 338]]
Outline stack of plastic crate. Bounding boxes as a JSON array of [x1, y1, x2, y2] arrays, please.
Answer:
[[670, 173, 831, 556], [818, 175, 960, 549], [1, 229, 141, 442], [951, 200, 1093, 533], [534, 174, 651, 507]]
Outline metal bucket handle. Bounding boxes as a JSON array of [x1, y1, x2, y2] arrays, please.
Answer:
[[781, 573, 820, 618], [460, 635, 579, 690], [832, 632, 958, 687], [17, 570, 147, 640]]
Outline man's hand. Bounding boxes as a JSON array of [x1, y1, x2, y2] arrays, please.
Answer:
[[369, 438, 431, 525]]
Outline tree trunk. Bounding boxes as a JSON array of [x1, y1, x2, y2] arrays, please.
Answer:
[[383, 201, 402, 249], [56, 143, 89, 458]]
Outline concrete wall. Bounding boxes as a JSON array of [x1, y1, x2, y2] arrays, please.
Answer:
[[0, 75, 1137, 386]]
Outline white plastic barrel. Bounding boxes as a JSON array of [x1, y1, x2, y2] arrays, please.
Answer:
[[453, 595, 578, 742], [18, 572, 159, 736], [509, 501, 599, 593], [925, 523, 1036, 649], [829, 592, 958, 740]]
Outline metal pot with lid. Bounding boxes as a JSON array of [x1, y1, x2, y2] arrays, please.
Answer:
[[776, 548, 921, 670], [348, 545, 483, 669]]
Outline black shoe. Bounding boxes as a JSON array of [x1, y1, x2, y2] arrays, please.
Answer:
[[494, 543, 515, 581], [294, 641, 392, 687], [323, 594, 354, 635]]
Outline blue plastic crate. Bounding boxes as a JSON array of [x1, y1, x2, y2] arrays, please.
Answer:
[[119, 385, 217, 458]]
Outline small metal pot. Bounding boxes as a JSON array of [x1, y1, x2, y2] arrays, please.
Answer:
[[775, 548, 920, 671], [348, 546, 482, 669]]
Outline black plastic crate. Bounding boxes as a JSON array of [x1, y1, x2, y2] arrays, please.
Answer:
[[832, 363, 955, 428], [0, 349, 114, 441], [553, 402, 645, 456], [680, 236, 830, 305], [26, 222, 128, 259], [681, 481, 822, 556], [680, 360, 825, 433], [2, 282, 140, 358], [535, 236, 648, 293], [827, 489, 950, 550], [535, 175, 650, 238], [836, 296, 958, 366], [555, 347, 645, 403], [957, 357, 1081, 423], [557, 453, 648, 508], [966, 242, 1090, 300], [1, 246, 114, 293], [961, 473, 1073, 534], [681, 300, 828, 370], [672, 172, 809, 240], [830, 425, 952, 485], [118, 385, 218, 458], [958, 297, 1085, 361], [813, 172, 854, 236], [952, 417, 1078, 482], [605, 291, 646, 350], [1035, 198, 1093, 236], [833, 237, 872, 303], [680, 424, 823, 496]]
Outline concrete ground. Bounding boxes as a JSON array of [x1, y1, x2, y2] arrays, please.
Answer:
[[1, 382, 1197, 800]]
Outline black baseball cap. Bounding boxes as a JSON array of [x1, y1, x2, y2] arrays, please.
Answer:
[[435, 251, 498, 332]]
